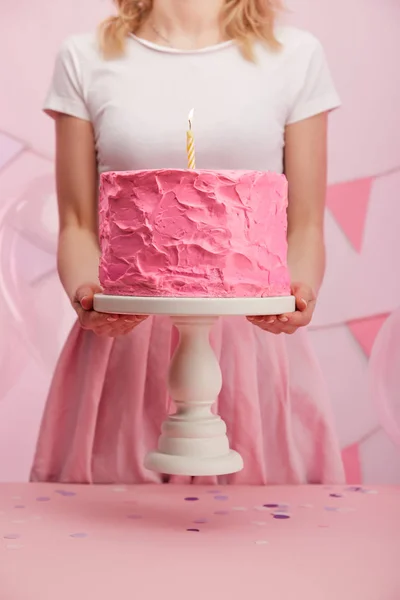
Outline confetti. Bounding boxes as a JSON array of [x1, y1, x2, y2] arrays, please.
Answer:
[[329, 493, 343, 498], [3, 534, 20, 540], [70, 533, 88, 538], [255, 540, 269, 545], [272, 513, 291, 519], [55, 490, 76, 497], [184, 497, 199, 502], [263, 503, 279, 508], [214, 495, 229, 501], [214, 510, 229, 515], [36, 497, 51, 502], [186, 528, 200, 532], [324, 506, 339, 512], [193, 519, 208, 524]]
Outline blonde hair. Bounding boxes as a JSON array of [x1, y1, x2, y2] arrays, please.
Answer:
[[99, 0, 283, 61]]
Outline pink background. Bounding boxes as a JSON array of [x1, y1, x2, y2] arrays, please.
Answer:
[[0, 0, 399, 483]]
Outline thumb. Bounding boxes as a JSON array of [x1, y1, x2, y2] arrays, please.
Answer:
[[291, 282, 315, 312], [75, 283, 102, 311]]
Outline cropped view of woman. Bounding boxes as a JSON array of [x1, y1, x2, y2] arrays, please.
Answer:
[[31, 0, 345, 486]]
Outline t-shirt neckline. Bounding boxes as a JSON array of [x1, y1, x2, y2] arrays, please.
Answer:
[[129, 33, 235, 55]]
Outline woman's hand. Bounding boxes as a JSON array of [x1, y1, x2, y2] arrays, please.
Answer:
[[73, 284, 148, 337], [247, 282, 316, 335]]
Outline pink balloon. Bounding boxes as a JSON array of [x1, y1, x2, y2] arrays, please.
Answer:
[[0, 197, 29, 396], [0, 171, 72, 373], [369, 308, 400, 446]]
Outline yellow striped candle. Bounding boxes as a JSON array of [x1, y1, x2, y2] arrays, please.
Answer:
[[186, 108, 196, 169]]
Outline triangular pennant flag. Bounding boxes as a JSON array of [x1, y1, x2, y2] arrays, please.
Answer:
[[326, 178, 373, 252], [0, 132, 24, 171], [341, 443, 362, 484], [347, 314, 390, 357]]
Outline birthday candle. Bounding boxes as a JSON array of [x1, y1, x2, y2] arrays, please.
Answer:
[[186, 108, 196, 169]]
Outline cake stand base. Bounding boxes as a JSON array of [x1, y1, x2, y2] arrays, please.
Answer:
[[145, 449, 243, 477], [94, 294, 295, 477]]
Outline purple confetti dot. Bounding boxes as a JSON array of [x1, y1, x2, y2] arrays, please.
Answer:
[[127, 514, 142, 520], [55, 490, 76, 497], [330, 493, 343, 498], [214, 510, 229, 515], [273, 514, 290, 520], [184, 497, 199, 502], [193, 519, 208, 524], [3, 534, 20, 540], [214, 495, 229, 501], [345, 486, 363, 492], [36, 497, 51, 502], [324, 506, 339, 512], [70, 533, 88, 538], [263, 503, 279, 508], [187, 528, 200, 532]]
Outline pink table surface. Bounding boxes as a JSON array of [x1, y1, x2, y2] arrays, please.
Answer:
[[0, 483, 399, 600]]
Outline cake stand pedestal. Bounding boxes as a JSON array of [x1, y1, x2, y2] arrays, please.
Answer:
[[93, 295, 295, 477]]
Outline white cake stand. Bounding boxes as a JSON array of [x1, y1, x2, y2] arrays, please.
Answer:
[[93, 294, 296, 477]]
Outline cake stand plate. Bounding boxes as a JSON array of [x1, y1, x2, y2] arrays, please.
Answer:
[[93, 294, 295, 316], [93, 294, 295, 476]]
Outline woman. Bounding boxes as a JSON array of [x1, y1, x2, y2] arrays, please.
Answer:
[[31, 0, 345, 485]]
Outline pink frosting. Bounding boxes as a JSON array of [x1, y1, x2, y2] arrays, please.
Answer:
[[99, 169, 290, 298]]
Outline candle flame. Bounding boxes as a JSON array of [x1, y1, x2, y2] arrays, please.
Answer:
[[188, 108, 194, 129]]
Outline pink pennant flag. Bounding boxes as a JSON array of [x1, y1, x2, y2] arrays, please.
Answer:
[[347, 314, 390, 357], [326, 178, 373, 252], [341, 443, 362, 484]]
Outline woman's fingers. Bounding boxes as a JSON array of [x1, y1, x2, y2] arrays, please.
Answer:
[[76, 307, 147, 336], [277, 308, 312, 328], [247, 282, 316, 335], [247, 315, 297, 334], [74, 283, 102, 311]]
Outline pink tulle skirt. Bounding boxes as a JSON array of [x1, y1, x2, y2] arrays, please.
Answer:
[[31, 317, 345, 485]]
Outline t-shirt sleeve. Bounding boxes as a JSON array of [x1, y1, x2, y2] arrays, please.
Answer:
[[43, 38, 90, 121], [286, 38, 341, 125]]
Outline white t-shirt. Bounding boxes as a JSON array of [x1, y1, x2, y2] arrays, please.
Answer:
[[44, 27, 340, 174]]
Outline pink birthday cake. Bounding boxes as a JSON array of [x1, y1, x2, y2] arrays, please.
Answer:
[[99, 169, 290, 298]]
